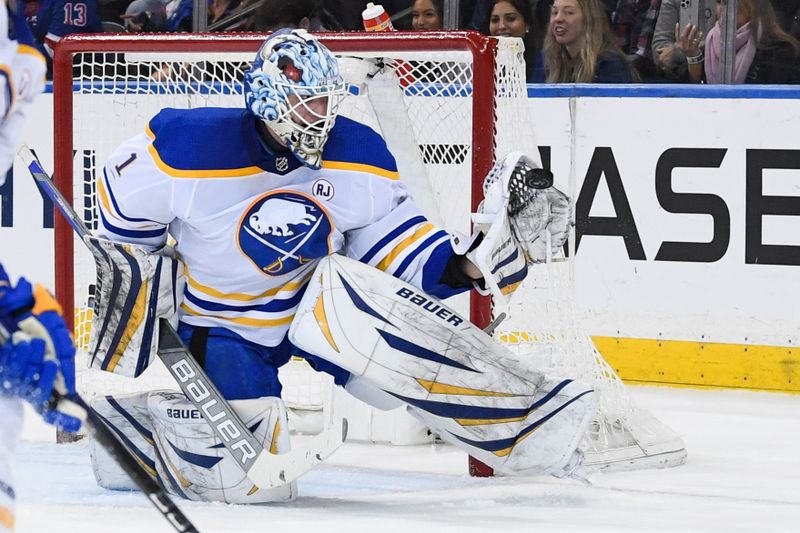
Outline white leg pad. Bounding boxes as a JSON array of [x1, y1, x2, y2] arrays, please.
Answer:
[[89, 391, 296, 503], [290, 255, 599, 475], [89, 391, 160, 491], [147, 392, 296, 503]]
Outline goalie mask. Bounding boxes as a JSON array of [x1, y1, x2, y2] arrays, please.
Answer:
[[244, 29, 347, 169]]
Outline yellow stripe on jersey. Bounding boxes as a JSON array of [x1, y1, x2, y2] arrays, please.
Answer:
[[321, 160, 399, 180], [376, 223, 434, 272], [17, 44, 47, 65], [0, 64, 16, 119], [145, 125, 265, 179], [185, 268, 312, 302], [181, 303, 295, 327]]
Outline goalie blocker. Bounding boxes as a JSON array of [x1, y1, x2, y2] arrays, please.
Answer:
[[290, 254, 598, 477]]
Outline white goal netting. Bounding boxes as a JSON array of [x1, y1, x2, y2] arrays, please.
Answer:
[[54, 32, 685, 472]]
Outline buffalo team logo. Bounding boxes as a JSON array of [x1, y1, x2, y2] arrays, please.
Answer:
[[238, 191, 333, 276]]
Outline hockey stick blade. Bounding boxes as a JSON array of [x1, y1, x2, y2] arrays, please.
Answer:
[[250, 417, 349, 487], [0, 324, 199, 533], [157, 319, 347, 488]]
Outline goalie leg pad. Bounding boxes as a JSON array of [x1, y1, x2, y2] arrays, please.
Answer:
[[87, 237, 186, 378], [89, 391, 160, 491], [290, 255, 597, 476], [147, 391, 296, 504]]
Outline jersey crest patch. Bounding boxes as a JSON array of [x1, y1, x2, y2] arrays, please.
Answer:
[[238, 191, 333, 276]]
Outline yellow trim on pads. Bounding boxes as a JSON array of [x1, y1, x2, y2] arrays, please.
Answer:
[[456, 416, 526, 427], [593, 336, 800, 393], [321, 160, 399, 180], [107, 278, 149, 373], [146, 124, 264, 178], [417, 379, 520, 397], [314, 293, 340, 353]]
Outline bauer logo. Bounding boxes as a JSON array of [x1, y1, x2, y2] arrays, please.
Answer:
[[238, 190, 333, 276]]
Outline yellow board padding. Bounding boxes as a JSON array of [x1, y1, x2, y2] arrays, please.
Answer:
[[592, 336, 799, 393]]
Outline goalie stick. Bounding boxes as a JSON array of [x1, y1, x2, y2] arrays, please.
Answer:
[[18, 145, 348, 489], [0, 322, 199, 533], [158, 319, 348, 488]]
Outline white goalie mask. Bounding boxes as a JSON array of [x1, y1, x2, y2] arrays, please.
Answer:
[[244, 29, 347, 169]]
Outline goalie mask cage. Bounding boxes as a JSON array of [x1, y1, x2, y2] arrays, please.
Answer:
[[52, 32, 685, 473]]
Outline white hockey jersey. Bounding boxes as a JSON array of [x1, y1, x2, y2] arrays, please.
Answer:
[[97, 109, 464, 347], [0, 7, 46, 183]]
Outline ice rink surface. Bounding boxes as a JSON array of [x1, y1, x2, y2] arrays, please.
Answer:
[[13, 386, 800, 533]]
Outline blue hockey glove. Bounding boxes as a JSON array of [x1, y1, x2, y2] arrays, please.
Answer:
[[0, 332, 81, 432], [0, 278, 77, 395], [0, 271, 81, 432]]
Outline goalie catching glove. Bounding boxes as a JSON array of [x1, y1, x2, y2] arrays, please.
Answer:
[[468, 152, 572, 308]]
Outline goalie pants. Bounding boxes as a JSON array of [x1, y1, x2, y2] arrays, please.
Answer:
[[177, 322, 351, 400]]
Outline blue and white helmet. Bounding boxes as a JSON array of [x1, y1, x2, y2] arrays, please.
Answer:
[[244, 29, 346, 169]]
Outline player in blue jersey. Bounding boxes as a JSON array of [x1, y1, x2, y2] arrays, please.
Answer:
[[33, 0, 102, 60], [87, 29, 591, 503], [0, 6, 80, 528]]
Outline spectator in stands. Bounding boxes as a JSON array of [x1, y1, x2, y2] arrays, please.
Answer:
[[411, 0, 443, 30], [544, 0, 635, 82], [625, 0, 661, 81], [487, 0, 545, 82], [651, 0, 714, 81], [254, 0, 314, 30], [98, 0, 131, 28], [610, 0, 650, 54], [704, 0, 800, 84], [121, 0, 167, 32], [772, 1, 800, 38]]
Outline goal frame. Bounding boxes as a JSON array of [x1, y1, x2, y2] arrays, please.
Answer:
[[52, 31, 497, 336]]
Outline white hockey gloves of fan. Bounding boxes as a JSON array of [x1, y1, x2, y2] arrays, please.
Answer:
[[468, 152, 572, 308], [86, 237, 185, 377]]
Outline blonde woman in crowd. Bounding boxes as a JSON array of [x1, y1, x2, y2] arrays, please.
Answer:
[[544, 0, 636, 82]]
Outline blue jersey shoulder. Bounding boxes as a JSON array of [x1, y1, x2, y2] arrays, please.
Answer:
[[147, 108, 266, 172], [322, 116, 398, 179]]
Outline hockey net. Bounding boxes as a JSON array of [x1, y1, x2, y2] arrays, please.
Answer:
[[52, 32, 685, 471]]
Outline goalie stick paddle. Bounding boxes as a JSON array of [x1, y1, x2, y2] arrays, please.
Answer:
[[17, 145, 348, 489], [0, 323, 200, 533], [157, 319, 349, 488]]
